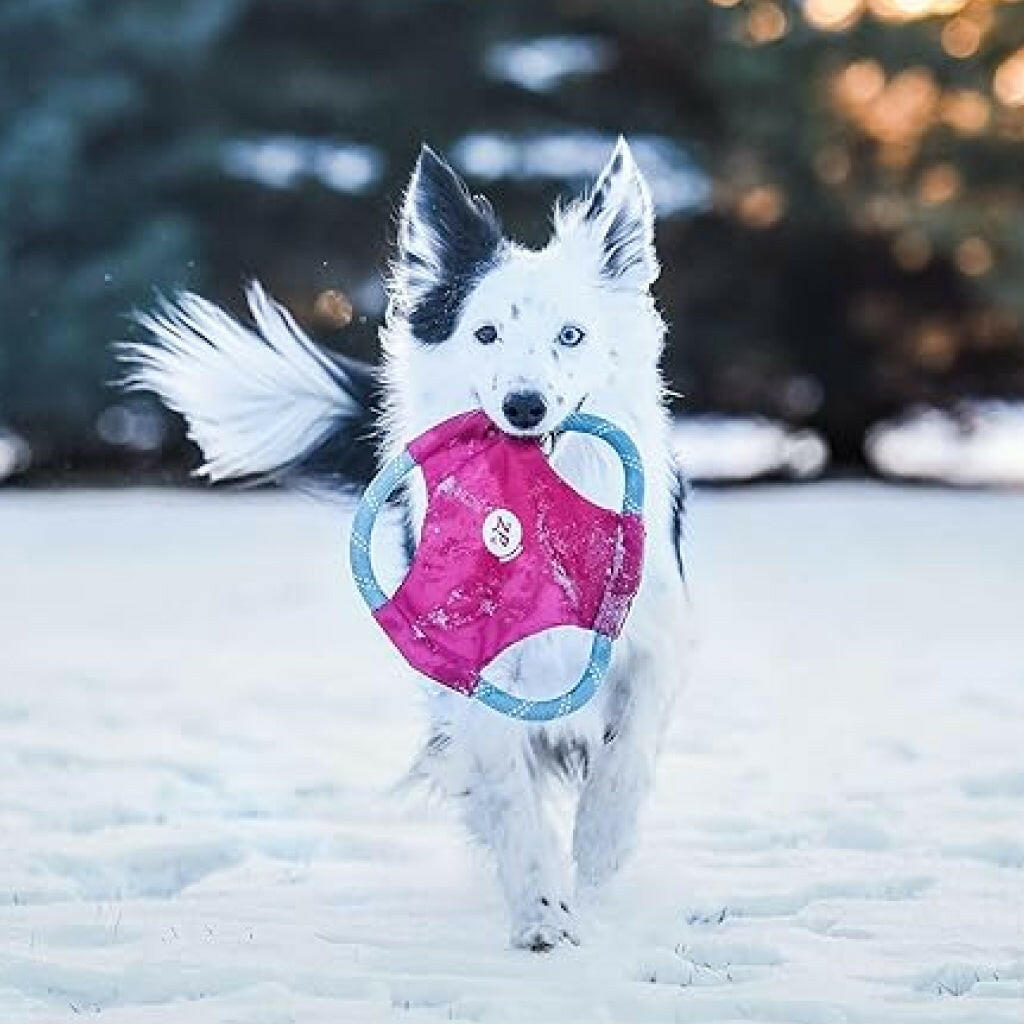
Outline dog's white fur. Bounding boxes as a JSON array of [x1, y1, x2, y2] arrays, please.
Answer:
[[124, 137, 691, 951]]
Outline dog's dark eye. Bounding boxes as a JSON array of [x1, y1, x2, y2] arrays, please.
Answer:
[[556, 324, 585, 347], [474, 324, 498, 345]]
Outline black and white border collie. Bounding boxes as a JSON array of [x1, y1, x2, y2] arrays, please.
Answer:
[[123, 137, 692, 951]]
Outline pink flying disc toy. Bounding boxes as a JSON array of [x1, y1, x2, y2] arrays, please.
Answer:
[[350, 409, 644, 720]]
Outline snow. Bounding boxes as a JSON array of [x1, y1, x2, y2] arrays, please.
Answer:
[[673, 416, 830, 481], [2, 485, 1023, 1022], [0, 428, 31, 481], [451, 132, 712, 218], [866, 400, 1024, 487]]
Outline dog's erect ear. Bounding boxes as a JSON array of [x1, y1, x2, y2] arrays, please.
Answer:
[[558, 136, 659, 290], [393, 145, 503, 344]]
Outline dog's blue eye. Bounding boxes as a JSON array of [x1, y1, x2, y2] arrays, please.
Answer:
[[557, 324, 585, 347], [474, 324, 498, 345]]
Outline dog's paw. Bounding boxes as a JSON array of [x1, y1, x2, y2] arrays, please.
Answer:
[[511, 897, 580, 952]]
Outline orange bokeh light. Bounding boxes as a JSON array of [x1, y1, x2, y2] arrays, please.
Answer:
[[941, 17, 982, 58], [870, 0, 937, 21], [918, 163, 961, 204], [747, 1, 789, 43], [831, 64, 942, 160], [957, 236, 994, 275], [834, 60, 886, 107], [868, 0, 975, 20], [804, 0, 865, 31], [994, 48, 1024, 107], [913, 321, 958, 370], [940, 89, 990, 132], [737, 185, 787, 228]]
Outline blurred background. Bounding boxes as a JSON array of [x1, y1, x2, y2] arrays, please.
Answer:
[[4, 0, 1024, 486]]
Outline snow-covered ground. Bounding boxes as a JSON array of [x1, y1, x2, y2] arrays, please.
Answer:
[[2, 486, 1022, 1023]]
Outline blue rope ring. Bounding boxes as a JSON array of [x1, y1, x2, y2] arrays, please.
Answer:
[[350, 412, 644, 720]]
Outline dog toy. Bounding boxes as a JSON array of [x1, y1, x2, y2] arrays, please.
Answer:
[[350, 409, 644, 720]]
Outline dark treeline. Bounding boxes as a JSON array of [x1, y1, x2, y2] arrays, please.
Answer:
[[3, 0, 1024, 478]]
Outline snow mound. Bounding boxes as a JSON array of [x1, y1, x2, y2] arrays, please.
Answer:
[[0, 426, 31, 480], [673, 415, 829, 481], [866, 400, 1024, 487]]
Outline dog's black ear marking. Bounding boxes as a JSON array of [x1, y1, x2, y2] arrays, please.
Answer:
[[583, 177, 610, 223], [604, 207, 648, 281], [574, 137, 659, 290], [396, 145, 504, 345]]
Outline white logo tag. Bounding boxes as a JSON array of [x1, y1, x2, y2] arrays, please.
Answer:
[[482, 508, 523, 562]]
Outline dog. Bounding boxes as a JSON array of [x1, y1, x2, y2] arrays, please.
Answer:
[[122, 137, 691, 951]]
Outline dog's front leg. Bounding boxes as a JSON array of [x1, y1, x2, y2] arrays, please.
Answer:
[[573, 654, 673, 888], [458, 721, 578, 951]]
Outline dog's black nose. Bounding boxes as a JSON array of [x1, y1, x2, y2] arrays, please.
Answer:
[[502, 390, 547, 431]]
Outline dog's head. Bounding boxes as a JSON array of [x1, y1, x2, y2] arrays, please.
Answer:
[[385, 138, 663, 438]]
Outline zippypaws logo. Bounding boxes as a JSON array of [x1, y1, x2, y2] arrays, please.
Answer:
[[482, 508, 523, 563]]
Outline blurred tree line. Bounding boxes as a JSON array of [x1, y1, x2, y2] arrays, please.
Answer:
[[2, 0, 1024, 477]]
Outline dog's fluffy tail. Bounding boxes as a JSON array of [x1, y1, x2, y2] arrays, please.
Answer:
[[119, 282, 379, 489]]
